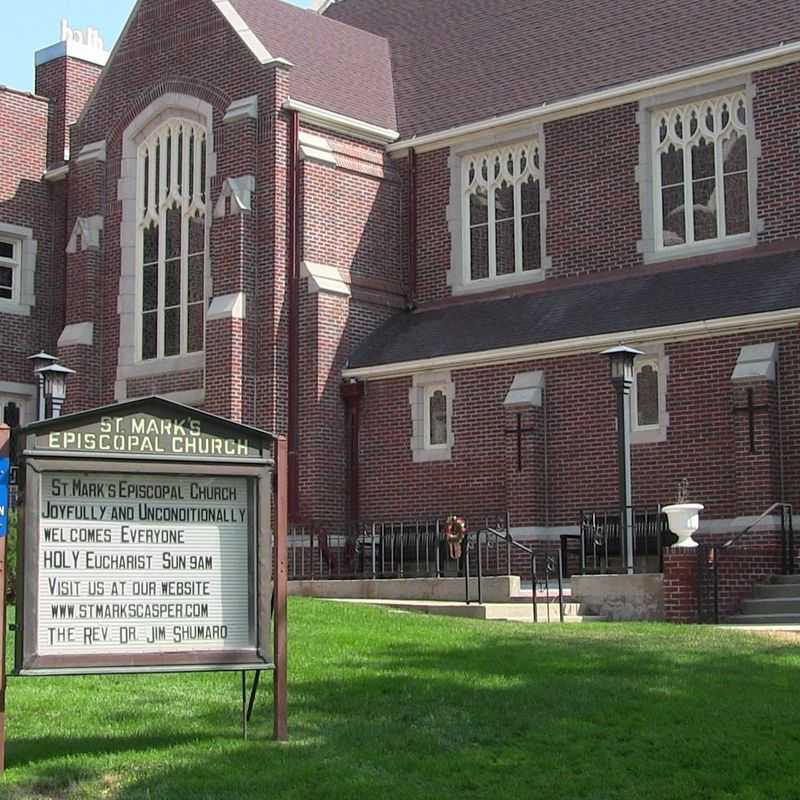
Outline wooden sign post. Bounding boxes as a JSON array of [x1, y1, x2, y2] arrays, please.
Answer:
[[0, 425, 10, 774]]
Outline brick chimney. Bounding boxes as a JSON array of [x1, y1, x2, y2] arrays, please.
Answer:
[[34, 19, 108, 167]]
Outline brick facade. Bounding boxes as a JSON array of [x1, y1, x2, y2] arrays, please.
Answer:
[[4, 3, 800, 623]]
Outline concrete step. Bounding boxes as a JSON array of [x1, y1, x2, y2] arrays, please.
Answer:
[[726, 612, 800, 625], [326, 598, 603, 623], [741, 598, 800, 615], [753, 583, 800, 599], [769, 575, 800, 585]]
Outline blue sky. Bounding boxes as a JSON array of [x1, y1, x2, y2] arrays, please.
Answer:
[[3, 0, 315, 93]]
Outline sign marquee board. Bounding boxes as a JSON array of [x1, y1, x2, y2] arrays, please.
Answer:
[[16, 397, 278, 677]]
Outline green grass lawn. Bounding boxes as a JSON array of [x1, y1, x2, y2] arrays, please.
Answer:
[[2, 598, 800, 800]]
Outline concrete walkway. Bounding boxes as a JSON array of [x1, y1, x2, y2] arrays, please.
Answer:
[[324, 597, 602, 623]]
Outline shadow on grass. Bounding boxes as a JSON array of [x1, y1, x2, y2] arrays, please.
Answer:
[[8, 611, 800, 800], [9, 606, 800, 800]]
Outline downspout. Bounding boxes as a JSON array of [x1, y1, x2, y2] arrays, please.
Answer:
[[543, 386, 550, 529], [287, 110, 300, 518], [341, 379, 365, 522], [407, 147, 418, 308]]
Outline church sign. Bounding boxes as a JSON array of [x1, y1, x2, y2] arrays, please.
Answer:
[[15, 397, 281, 677]]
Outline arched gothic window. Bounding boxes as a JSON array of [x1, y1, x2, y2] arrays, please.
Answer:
[[653, 91, 752, 250], [463, 140, 543, 283], [138, 119, 208, 361], [427, 387, 449, 447], [634, 361, 660, 429]]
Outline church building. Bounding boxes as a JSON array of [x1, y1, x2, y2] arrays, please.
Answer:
[[2, 0, 800, 621]]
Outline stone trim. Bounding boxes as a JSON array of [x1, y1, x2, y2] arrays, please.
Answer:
[[115, 93, 216, 399], [446, 125, 551, 296], [503, 370, 544, 408], [44, 164, 69, 183], [630, 343, 670, 445], [34, 39, 109, 68], [300, 262, 350, 296], [636, 75, 762, 264], [66, 216, 103, 253], [212, 1, 293, 67], [76, 140, 107, 164], [731, 342, 778, 383], [299, 131, 337, 167], [224, 95, 258, 123], [213, 176, 255, 218], [409, 370, 454, 463], [207, 292, 247, 322], [0, 222, 36, 316], [58, 322, 94, 348]]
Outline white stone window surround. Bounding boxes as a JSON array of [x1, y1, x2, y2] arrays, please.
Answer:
[[630, 344, 670, 445], [116, 94, 216, 401], [0, 223, 36, 316], [637, 76, 762, 264], [409, 371, 455, 462], [447, 126, 551, 296], [0, 381, 36, 427]]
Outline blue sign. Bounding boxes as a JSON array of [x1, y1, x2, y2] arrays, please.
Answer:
[[0, 456, 9, 538]]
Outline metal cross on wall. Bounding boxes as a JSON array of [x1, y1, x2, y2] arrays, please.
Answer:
[[732, 387, 769, 454], [504, 412, 536, 472]]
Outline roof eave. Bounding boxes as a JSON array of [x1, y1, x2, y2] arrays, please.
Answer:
[[342, 308, 800, 381], [387, 39, 800, 154]]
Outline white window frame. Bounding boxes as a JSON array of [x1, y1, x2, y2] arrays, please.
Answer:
[[136, 117, 209, 363], [115, 94, 216, 401], [0, 223, 36, 316], [0, 382, 36, 428], [423, 384, 450, 451], [410, 371, 454, 462], [0, 238, 20, 305], [637, 78, 761, 264], [631, 346, 669, 445], [447, 127, 550, 296]]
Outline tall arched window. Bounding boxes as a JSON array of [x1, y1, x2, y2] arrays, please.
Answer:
[[463, 140, 543, 284], [137, 119, 208, 361]]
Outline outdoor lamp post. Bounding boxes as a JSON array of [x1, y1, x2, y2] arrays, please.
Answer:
[[602, 345, 643, 575], [27, 351, 58, 420], [35, 363, 75, 420]]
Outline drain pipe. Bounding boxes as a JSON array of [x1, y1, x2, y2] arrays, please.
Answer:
[[777, 349, 786, 503], [407, 147, 418, 308], [341, 379, 364, 522], [543, 385, 550, 529]]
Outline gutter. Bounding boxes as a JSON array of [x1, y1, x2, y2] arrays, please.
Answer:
[[283, 98, 399, 144], [342, 308, 800, 381], [387, 39, 800, 154]]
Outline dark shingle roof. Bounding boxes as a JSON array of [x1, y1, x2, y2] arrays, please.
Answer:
[[324, 0, 800, 138], [348, 253, 800, 370], [229, 0, 397, 131]]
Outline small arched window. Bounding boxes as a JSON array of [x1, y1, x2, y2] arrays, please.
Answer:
[[634, 361, 660, 429], [137, 119, 208, 361], [427, 388, 449, 447]]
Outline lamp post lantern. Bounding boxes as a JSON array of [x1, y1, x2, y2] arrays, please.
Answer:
[[27, 351, 59, 420], [35, 363, 75, 420], [602, 345, 643, 575]]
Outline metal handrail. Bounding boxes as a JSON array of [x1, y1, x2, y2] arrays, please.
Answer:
[[722, 502, 793, 550], [464, 521, 564, 623], [698, 501, 796, 624]]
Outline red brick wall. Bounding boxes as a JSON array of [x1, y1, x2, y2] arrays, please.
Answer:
[[358, 327, 800, 526], [0, 87, 62, 396], [663, 532, 794, 622], [409, 61, 800, 306], [35, 56, 102, 166]]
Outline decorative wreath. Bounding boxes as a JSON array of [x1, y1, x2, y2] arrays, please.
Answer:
[[445, 515, 467, 560]]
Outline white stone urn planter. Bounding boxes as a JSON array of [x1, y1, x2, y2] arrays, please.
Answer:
[[662, 503, 704, 548]]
